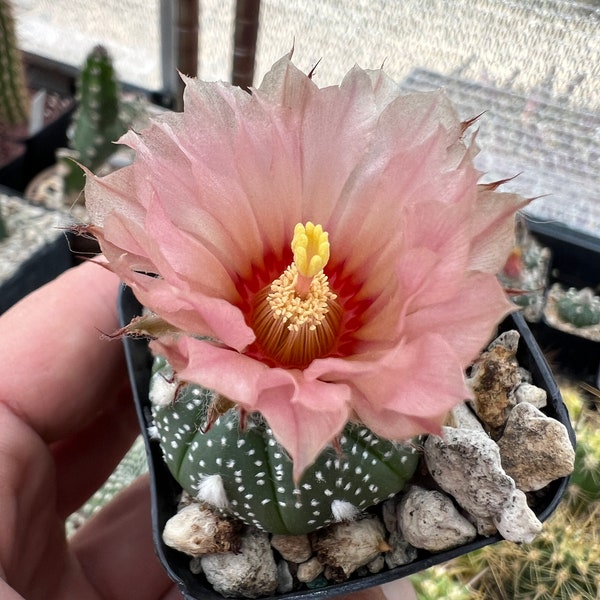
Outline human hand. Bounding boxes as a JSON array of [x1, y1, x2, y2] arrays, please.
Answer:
[[0, 262, 415, 600]]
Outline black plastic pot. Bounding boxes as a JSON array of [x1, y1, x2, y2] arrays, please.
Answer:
[[524, 217, 600, 386], [119, 286, 575, 600]]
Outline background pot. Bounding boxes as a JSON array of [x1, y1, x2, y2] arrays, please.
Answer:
[[119, 286, 574, 600]]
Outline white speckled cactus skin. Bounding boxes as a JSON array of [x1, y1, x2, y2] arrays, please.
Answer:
[[150, 356, 420, 536]]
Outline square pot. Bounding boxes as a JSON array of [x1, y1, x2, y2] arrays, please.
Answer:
[[119, 286, 574, 599]]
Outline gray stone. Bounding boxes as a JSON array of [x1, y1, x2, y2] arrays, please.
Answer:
[[498, 402, 575, 491], [201, 528, 278, 598], [397, 486, 477, 552], [514, 383, 547, 409], [311, 517, 389, 582], [424, 427, 515, 520], [296, 557, 323, 583], [494, 489, 543, 543], [384, 530, 418, 568]]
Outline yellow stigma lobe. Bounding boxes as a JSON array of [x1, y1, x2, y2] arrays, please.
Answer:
[[292, 222, 330, 278]]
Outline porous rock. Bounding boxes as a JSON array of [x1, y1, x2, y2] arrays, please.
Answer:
[[201, 528, 278, 598], [311, 517, 390, 582], [497, 402, 575, 491], [384, 530, 418, 569], [424, 427, 515, 522], [397, 486, 477, 552], [514, 382, 547, 409], [162, 503, 240, 557], [468, 329, 522, 431], [271, 533, 312, 563], [296, 557, 323, 583], [494, 489, 543, 543]]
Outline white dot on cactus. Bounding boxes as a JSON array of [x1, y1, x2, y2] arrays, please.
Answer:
[[278, 501, 287, 507], [277, 486, 286, 493], [274, 463, 284, 472], [344, 483, 351, 492], [170, 441, 178, 449], [316, 471, 325, 482], [310, 499, 319, 507], [294, 501, 303, 509], [243, 503, 251, 510], [172, 412, 180, 420], [355, 466, 363, 475], [274, 452, 282, 459], [187, 454, 193, 461], [369, 484, 379, 493], [167, 453, 173, 460], [371, 459, 377, 465], [182, 424, 191, 432], [254, 460, 262, 467], [331, 499, 360, 522], [302, 483, 312, 490], [308, 520, 316, 525], [362, 451, 369, 459], [324, 489, 333, 497], [206, 439, 213, 447], [226, 459, 235, 469], [220, 436, 228, 446], [174, 433, 182, 440], [236, 439, 245, 448], [215, 458, 222, 466], [247, 448, 256, 456], [401, 455, 408, 464], [383, 450, 393, 459], [351, 445, 358, 455], [354, 488, 362, 496], [235, 478, 242, 484], [225, 421, 234, 431], [147, 425, 159, 439], [256, 479, 265, 486], [231, 499, 238, 506], [363, 474, 370, 482], [261, 498, 271, 505], [199, 460, 206, 468], [268, 439, 276, 446]]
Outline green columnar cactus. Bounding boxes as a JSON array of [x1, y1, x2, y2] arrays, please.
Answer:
[[150, 357, 420, 536], [0, 0, 29, 128], [62, 45, 126, 195], [556, 287, 600, 328]]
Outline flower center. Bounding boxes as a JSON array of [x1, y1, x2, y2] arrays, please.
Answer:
[[251, 222, 343, 368]]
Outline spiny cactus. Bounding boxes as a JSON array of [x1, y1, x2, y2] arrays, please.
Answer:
[[0, 0, 29, 128], [555, 286, 600, 329], [62, 45, 127, 195], [453, 504, 600, 600], [150, 356, 420, 536]]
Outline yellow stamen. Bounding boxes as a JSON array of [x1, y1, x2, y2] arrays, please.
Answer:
[[251, 222, 341, 368]]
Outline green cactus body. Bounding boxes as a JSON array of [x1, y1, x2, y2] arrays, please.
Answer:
[[151, 357, 420, 536], [0, 0, 29, 127], [556, 287, 600, 328], [64, 45, 126, 193]]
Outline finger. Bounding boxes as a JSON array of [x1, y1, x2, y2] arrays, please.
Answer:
[[71, 475, 176, 600], [51, 378, 140, 518], [0, 261, 127, 443]]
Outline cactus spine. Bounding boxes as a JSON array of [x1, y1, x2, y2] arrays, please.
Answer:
[[150, 356, 420, 536], [63, 45, 126, 194], [0, 0, 29, 128]]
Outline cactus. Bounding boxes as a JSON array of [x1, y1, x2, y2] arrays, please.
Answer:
[[555, 287, 600, 329], [451, 504, 600, 600], [62, 45, 127, 195], [150, 356, 420, 536], [0, 0, 29, 129]]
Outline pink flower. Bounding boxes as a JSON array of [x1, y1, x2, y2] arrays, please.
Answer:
[[85, 54, 525, 480]]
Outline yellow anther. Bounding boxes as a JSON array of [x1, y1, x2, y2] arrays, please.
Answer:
[[291, 222, 330, 278]]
